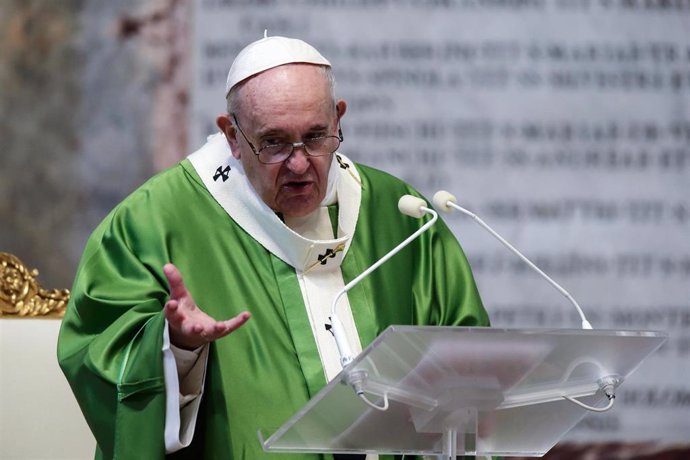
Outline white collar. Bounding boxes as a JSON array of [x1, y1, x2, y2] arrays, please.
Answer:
[[188, 133, 362, 273]]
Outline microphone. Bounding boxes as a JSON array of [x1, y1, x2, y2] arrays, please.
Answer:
[[398, 195, 429, 218], [432, 191, 593, 330], [329, 195, 438, 368]]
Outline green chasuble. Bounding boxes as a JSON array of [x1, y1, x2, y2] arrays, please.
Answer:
[[58, 143, 489, 459]]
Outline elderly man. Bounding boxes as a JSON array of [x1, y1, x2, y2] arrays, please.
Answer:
[[58, 35, 489, 459]]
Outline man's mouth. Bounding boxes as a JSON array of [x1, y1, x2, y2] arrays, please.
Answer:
[[282, 180, 313, 192]]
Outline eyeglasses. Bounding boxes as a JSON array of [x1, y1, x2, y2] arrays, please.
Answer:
[[231, 113, 343, 165]]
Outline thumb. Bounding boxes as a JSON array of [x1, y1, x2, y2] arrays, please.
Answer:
[[164, 263, 188, 301]]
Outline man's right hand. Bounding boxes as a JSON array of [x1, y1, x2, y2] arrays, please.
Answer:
[[163, 263, 251, 350]]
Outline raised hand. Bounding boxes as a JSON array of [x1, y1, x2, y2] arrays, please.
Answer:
[[163, 263, 251, 350]]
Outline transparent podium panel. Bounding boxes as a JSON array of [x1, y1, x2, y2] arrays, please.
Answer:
[[259, 326, 666, 458]]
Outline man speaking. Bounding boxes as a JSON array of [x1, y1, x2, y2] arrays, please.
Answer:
[[58, 34, 489, 459]]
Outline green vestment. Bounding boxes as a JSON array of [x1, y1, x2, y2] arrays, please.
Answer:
[[58, 152, 489, 460]]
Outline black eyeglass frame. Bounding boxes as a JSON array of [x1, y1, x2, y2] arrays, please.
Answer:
[[231, 113, 344, 165]]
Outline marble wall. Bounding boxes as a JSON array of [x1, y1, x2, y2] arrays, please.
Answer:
[[1, 1, 688, 458], [1, 0, 190, 289]]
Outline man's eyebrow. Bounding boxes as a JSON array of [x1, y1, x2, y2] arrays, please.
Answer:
[[308, 123, 330, 132], [256, 124, 330, 138], [255, 128, 287, 139]]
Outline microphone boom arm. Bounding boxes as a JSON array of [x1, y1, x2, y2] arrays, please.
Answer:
[[433, 191, 593, 330], [330, 202, 438, 367]]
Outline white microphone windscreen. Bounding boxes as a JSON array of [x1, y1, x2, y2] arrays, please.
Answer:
[[432, 190, 457, 213], [398, 195, 427, 218]]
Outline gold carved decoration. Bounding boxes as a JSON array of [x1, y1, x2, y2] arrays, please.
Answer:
[[0, 252, 69, 318]]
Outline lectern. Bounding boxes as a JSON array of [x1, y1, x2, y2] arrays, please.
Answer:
[[260, 326, 666, 458]]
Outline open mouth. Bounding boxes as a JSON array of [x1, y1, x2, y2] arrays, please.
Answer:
[[282, 181, 313, 192]]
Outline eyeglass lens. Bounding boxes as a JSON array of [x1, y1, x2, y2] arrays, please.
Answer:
[[259, 137, 340, 163]]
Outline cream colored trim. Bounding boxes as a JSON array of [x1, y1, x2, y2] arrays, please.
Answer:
[[162, 321, 208, 453], [187, 134, 361, 273], [188, 134, 365, 378]]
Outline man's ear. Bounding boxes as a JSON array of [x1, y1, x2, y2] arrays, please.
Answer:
[[336, 100, 347, 121], [216, 114, 241, 159]]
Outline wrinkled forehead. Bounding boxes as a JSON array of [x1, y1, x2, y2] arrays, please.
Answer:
[[232, 64, 335, 121]]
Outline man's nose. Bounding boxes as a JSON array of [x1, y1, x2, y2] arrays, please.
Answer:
[[284, 146, 310, 174]]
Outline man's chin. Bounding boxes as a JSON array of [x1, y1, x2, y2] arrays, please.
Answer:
[[277, 193, 323, 218]]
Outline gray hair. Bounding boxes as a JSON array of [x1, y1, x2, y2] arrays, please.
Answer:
[[226, 65, 337, 117]]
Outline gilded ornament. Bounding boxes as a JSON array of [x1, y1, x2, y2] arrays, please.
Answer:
[[0, 252, 69, 318]]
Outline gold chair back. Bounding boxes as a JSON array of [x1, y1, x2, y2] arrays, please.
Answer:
[[0, 252, 69, 318]]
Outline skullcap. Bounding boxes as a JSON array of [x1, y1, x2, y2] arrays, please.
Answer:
[[225, 34, 331, 97]]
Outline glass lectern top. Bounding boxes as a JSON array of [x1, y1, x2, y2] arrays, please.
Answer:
[[260, 327, 666, 458]]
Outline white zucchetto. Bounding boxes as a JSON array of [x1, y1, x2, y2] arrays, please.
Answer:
[[225, 34, 331, 97]]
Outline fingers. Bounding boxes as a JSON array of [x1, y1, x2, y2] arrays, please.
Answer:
[[204, 311, 250, 337], [181, 314, 250, 345], [164, 299, 184, 324], [207, 311, 252, 340], [223, 311, 252, 333], [165, 302, 251, 349], [163, 263, 189, 302]]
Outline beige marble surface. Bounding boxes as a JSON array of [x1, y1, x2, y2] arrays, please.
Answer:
[[0, 319, 95, 459]]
